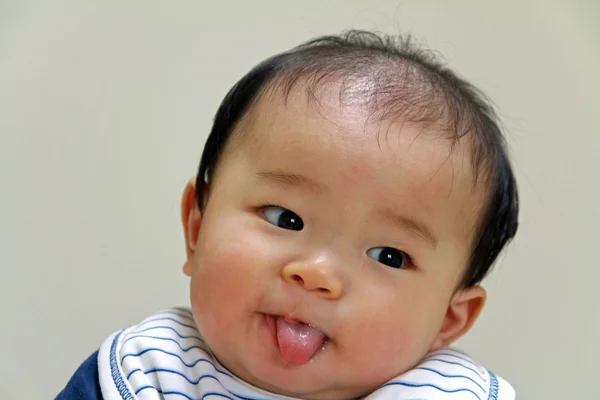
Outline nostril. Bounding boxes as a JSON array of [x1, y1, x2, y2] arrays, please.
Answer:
[[286, 273, 334, 296]]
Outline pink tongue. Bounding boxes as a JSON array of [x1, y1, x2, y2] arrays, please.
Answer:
[[276, 317, 326, 365]]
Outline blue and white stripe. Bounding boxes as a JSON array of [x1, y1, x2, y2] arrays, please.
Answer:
[[98, 308, 514, 400]]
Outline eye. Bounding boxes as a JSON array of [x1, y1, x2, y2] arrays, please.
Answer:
[[263, 206, 304, 231], [366, 247, 407, 269]]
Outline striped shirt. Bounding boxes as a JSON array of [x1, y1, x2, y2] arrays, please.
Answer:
[[93, 308, 514, 400]]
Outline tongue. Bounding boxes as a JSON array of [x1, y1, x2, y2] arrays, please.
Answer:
[[276, 317, 326, 365]]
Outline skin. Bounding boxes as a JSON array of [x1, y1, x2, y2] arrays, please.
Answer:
[[180, 83, 488, 400]]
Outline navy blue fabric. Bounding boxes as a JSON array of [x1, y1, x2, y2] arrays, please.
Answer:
[[56, 350, 103, 400]]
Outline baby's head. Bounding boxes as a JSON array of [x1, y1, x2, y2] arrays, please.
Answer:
[[180, 31, 518, 400]]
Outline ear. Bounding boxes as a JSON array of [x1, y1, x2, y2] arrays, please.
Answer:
[[430, 285, 486, 351], [181, 178, 202, 276]]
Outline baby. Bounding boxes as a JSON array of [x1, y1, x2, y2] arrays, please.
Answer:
[[58, 30, 519, 400]]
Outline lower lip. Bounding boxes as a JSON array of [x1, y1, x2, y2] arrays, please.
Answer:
[[261, 313, 289, 364]]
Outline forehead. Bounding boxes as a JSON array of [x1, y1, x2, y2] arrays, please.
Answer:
[[226, 82, 487, 237]]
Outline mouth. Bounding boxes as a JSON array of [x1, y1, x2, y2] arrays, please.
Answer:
[[264, 314, 329, 365]]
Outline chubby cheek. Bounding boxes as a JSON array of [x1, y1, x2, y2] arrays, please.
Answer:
[[188, 218, 271, 343], [341, 282, 447, 377]]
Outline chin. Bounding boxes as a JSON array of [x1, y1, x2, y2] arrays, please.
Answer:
[[240, 361, 370, 400]]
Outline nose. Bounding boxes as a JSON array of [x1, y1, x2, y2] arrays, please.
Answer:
[[281, 253, 343, 300]]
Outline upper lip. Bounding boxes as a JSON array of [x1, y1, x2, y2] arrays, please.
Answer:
[[266, 312, 330, 338]]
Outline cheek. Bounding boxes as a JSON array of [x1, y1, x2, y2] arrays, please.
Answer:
[[188, 218, 272, 330], [340, 280, 448, 371], [194, 216, 267, 284]]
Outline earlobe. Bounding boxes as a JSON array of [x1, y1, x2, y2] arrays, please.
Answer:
[[431, 285, 487, 351], [181, 178, 202, 276]]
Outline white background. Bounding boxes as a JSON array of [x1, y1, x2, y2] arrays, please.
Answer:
[[1, 1, 598, 398]]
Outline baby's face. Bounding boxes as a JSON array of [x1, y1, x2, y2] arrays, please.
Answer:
[[183, 84, 487, 399]]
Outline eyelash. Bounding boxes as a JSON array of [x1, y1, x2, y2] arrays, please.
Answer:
[[254, 203, 417, 269]]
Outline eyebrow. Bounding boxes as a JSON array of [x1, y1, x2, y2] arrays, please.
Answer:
[[380, 208, 438, 248], [255, 170, 326, 193]]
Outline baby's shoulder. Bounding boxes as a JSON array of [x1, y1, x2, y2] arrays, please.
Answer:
[[366, 348, 515, 400]]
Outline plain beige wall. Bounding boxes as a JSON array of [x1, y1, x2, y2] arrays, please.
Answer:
[[1, 1, 598, 398]]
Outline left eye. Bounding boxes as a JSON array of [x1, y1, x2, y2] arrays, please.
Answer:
[[367, 247, 407, 269], [263, 206, 304, 231]]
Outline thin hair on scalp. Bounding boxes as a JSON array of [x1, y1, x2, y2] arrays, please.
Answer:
[[196, 30, 519, 288]]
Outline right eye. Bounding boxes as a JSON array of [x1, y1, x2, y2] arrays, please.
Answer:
[[366, 247, 407, 269], [263, 206, 304, 231]]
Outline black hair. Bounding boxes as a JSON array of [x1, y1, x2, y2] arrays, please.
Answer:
[[195, 30, 519, 288]]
